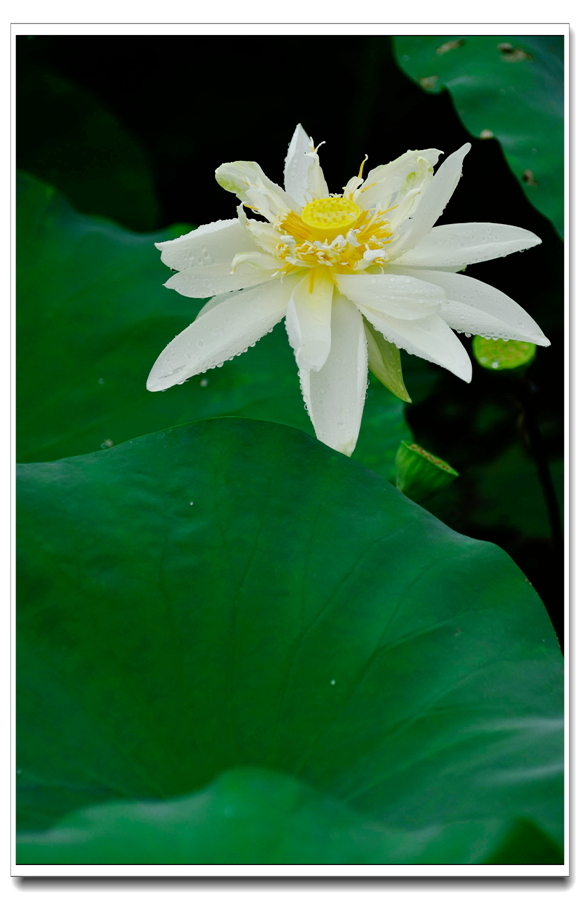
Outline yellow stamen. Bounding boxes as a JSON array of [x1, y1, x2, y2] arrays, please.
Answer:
[[275, 193, 397, 272], [280, 210, 312, 242]]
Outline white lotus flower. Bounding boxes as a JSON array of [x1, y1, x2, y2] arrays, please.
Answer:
[[147, 124, 549, 455]]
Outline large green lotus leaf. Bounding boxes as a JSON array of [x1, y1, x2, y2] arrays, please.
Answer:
[[17, 768, 562, 865], [17, 419, 563, 862], [17, 51, 159, 231], [17, 172, 409, 480], [393, 35, 564, 237]]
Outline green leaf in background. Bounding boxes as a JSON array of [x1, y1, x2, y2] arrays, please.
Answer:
[[17, 768, 562, 865], [470, 443, 564, 540], [393, 35, 564, 237], [17, 172, 409, 481], [17, 419, 563, 863], [17, 54, 159, 231]]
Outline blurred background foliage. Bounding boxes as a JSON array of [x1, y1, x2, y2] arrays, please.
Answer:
[[17, 33, 564, 641]]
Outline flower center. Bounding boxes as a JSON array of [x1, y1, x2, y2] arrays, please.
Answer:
[[276, 197, 395, 273], [301, 197, 362, 237]]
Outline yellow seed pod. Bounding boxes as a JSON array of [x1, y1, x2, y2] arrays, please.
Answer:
[[301, 197, 362, 241]]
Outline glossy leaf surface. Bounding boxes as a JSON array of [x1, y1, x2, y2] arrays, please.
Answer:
[[17, 419, 563, 862]]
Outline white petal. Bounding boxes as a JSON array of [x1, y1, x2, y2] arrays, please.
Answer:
[[245, 219, 284, 255], [155, 219, 255, 271], [283, 124, 330, 207], [195, 289, 250, 320], [284, 125, 311, 201], [395, 222, 541, 268], [393, 268, 551, 346], [343, 173, 364, 198], [299, 295, 367, 456], [359, 149, 442, 211], [386, 174, 431, 231], [392, 143, 471, 258], [336, 272, 444, 320], [164, 260, 273, 298], [285, 269, 334, 371], [215, 160, 299, 221], [147, 276, 297, 391], [307, 155, 330, 203], [231, 250, 283, 270], [359, 305, 472, 382]]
